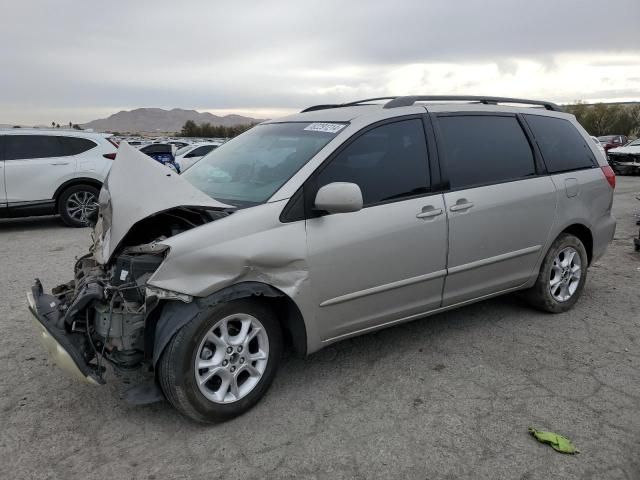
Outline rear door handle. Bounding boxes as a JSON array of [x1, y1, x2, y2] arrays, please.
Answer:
[[50, 161, 70, 166], [416, 206, 443, 219], [449, 201, 474, 212]]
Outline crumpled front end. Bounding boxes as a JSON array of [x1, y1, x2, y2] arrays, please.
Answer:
[[27, 141, 312, 389], [28, 144, 233, 385], [91, 143, 231, 264], [27, 250, 167, 384]]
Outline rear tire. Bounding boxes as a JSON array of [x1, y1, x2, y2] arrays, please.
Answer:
[[158, 299, 283, 423], [58, 184, 99, 227], [525, 233, 588, 313]]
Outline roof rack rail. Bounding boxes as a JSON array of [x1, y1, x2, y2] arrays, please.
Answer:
[[300, 97, 398, 113], [301, 104, 342, 113], [383, 95, 563, 112]]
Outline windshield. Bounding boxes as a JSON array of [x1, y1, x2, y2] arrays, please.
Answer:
[[182, 122, 345, 205]]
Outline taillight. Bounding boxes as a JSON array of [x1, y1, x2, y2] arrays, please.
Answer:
[[103, 153, 117, 160], [601, 165, 616, 189], [107, 137, 119, 148]]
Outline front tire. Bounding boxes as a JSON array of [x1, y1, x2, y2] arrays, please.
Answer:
[[158, 299, 283, 423], [58, 184, 99, 227], [525, 233, 588, 313]]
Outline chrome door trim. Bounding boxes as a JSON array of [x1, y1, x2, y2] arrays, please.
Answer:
[[321, 283, 527, 344], [319, 269, 447, 307], [448, 245, 542, 275]]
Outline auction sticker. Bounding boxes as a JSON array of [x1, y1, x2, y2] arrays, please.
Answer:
[[304, 123, 346, 134]]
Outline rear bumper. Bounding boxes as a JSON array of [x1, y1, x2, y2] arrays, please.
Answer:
[[27, 281, 104, 385], [591, 214, 616, 264]]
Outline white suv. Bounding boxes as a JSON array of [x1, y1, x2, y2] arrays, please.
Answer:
[[0, 129, 117, 227]]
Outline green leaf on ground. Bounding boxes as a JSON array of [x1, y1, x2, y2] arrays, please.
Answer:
[[528, 427, 579, 454]]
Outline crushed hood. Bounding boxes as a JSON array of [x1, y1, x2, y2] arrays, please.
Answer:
[[93, 143, 232, 264], [609, 144, 640, 155]]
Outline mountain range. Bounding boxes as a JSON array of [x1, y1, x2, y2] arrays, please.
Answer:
[[81, 108, 263, 133]]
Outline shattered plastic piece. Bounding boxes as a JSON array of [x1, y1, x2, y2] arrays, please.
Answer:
[[528, 427, 579, 454]]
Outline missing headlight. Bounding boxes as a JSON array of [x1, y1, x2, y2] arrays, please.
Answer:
[[145, 286, 193, 303], [111, 253, 166, 303]]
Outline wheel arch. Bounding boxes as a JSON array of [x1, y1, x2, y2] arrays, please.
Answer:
[[148, 281, 308, 368], [560, 223, 593, 264], [53, 177, 103, 208]]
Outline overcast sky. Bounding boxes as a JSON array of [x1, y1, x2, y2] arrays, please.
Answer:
[[1, 0, 639, 124]]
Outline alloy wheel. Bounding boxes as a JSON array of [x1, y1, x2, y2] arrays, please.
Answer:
[[549, 246, 582, 302], [194, 313, 269, 404], [65, 191, 98, 224]]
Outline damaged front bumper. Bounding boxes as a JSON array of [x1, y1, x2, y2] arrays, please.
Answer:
[[27, 280, 104, 385], [26, 249, 166, 386]]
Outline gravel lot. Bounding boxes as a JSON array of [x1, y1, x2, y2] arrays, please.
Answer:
[[1, 177, 639, 480]]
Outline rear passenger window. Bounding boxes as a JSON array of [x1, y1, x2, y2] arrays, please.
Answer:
[[524, 115, 596, 173], [3, 135, 64, 160], [315, 119, 429, 206], [437, 115, 535, 189], [59, 137, 97, 155]]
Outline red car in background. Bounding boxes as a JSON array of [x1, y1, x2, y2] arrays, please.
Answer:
[[598, 135, 628, 152]]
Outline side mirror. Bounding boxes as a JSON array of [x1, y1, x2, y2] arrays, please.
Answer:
[[314, 182, 363, 215]]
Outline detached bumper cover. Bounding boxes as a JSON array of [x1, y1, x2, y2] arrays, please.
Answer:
[[27, 280, 104, 385]]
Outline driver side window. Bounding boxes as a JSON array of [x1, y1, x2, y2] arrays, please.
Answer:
[[315, 119, 430, 207]]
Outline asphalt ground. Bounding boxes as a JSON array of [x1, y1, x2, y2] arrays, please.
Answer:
[[1, 176, 639, 479]]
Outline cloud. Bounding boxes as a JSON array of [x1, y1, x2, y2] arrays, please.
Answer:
[[0, 0, 638, 123]]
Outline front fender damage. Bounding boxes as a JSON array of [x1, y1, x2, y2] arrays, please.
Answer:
[[28, 164, 311, 404], [151, 282, 287, 366], [145, 202, 311, 361]]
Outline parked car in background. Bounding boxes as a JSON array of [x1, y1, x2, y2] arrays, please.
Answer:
[[167, 140, 190, 150], [138, 143, 181, 172], [175, 142, 220, 171], [28, 96, 616, 422], [598, 135, 628, 152], [608, 138, 640, 175], [0, 129, 117, 226]]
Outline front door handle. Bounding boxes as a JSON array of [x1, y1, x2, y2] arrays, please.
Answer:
[[416, 206, 443, 219], [50, 161, 70, 166], [449, 200, 474, 212]]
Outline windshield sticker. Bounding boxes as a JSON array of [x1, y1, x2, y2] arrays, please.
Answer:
[[304, 123, 346, 134]]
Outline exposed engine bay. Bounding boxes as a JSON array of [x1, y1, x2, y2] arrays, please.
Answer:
[[30, 206, 228, 382]]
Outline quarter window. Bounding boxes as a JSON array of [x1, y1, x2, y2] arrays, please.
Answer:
[[315, 119, 429, 206], [3, 135, 64, 160], [437, 115, 536, 190], [524, 115, 596, 173], [59, 137, 97, 155]]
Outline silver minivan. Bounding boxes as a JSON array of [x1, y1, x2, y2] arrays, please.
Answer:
[[28, 96, 616, 422]]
